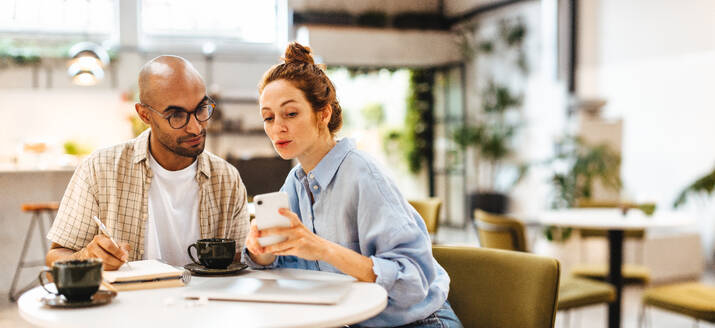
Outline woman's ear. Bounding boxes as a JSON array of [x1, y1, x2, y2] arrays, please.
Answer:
[[320, 104, 333, 125]]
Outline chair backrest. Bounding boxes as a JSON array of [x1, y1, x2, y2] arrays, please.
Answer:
[[474, 209, 528, 252], [433, 245, 560, 328], [408, 198, 442, 234]]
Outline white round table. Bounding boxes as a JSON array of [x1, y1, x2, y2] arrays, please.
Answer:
[[19, 268, 387, 328], [529, 209, 695, 328]]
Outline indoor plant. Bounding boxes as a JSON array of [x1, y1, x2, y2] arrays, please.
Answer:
[[544, 136, 622, 240], [453, 80, 525, 214]]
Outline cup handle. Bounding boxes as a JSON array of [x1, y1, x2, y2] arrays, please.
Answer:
[[37, 269, 58, 296], [187, 244, 201, 265]]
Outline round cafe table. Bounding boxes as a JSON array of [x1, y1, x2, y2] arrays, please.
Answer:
[[18, 268, 387, 328], [529, 209, 694, 328]]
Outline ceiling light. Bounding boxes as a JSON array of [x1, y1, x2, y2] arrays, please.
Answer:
[[67, 42, 110, 86]]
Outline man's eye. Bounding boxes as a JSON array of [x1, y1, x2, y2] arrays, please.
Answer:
[[263, 117, 274, 122], [171, 112, 188, 119], [287, 112, 297, 117]]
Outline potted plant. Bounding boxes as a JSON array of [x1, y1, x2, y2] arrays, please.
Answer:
[[544, 136, 622, 240], [673, 168, 715, 208], [452, 17, 530, 215], [453, 80, 526, 214]]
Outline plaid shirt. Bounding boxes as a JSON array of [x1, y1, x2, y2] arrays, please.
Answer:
[[48, 129, 250, 261]]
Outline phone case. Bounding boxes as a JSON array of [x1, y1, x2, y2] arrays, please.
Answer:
[[253, 191, 292, 246]]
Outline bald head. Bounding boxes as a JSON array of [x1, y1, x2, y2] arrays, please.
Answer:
[[138, 55, 205, 106]]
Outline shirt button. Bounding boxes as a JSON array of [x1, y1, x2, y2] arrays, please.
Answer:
[[309, 173, 314, 179], [312, 185, 318, 190]]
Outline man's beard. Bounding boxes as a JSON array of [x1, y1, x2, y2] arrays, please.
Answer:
[[159, 130, 206, 158]]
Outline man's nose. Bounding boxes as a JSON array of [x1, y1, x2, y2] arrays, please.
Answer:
[[185, 113, 202, 135]]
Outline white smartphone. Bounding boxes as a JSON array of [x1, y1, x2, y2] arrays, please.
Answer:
[[253, 191, 292, 246]]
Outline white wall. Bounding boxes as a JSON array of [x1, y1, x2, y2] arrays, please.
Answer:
[[578, 0, 715, 261], [0, 52, 276, 164]]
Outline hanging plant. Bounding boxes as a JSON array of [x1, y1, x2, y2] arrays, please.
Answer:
[[499, 18, 527, 48], [357, 11, 388, 28], [0, 41, 41, 68], [384, 69, 435, 174]]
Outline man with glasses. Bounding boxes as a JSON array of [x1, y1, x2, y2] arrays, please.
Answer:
[[46, 55, 250, 270]]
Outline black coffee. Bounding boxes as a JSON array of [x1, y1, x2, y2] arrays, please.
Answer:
[[187, 238, 236, 269]]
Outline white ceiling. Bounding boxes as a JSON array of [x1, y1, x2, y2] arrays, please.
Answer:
[[288, 0, 503, 18]]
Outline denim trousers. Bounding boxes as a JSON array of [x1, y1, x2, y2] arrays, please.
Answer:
[[395, 300, 463, 328]]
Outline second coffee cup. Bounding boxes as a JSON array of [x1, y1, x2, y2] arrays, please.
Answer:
[[187, 238, 236, 269], [38, 258, 103, 302]]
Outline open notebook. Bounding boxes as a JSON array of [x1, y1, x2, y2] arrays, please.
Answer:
[[183, 277, 352, 305], [103, 260, 186, 291]]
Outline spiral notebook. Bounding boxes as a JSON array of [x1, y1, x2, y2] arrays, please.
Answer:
[[103, 260, 186, 291], [183, 277, 352, 305]]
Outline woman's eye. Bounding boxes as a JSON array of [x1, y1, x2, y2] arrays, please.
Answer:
[[263, 116, 274, 122], [287, 112, 297, 117]]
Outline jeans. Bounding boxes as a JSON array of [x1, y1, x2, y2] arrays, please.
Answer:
[[396, 301, 463, 328]]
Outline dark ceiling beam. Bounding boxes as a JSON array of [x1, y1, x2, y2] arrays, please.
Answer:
[[293, 0, 536, 30], [447, 0, 534, 26]]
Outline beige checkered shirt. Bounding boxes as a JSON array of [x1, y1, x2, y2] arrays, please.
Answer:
[[48, 129, 250, 261]]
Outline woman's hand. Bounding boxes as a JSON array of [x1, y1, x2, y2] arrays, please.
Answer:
[[254, 208, 376, 282], [260, 208, 330, 261], [244, 220, 276, 266]]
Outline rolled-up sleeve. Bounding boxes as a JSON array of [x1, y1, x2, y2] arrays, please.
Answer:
[[47, 158, 100, 251], [358, 171, 435, 309]]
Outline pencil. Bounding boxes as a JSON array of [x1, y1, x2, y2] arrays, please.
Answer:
[[92, 216, 132, 269]]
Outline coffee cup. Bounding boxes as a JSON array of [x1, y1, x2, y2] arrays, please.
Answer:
[[187, 238, 236, 269], [38, 259, 103, 302]]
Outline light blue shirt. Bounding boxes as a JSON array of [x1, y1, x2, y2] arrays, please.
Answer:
[[243, 139, 450, 327]]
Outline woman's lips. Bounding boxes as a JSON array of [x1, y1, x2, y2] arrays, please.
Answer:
[[275, 140, 292, 148]]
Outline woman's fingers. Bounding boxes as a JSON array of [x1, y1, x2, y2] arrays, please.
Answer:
[[264, 238, 298, 255], [278, 208, 302, 226]]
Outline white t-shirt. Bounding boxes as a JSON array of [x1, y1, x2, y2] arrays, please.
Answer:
[[145, 152, 200, 266]]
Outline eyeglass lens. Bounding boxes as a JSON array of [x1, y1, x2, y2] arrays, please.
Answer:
[[168, 103, 214, 128]]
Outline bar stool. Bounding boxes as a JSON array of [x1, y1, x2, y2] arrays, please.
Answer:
[[8, 202, 59, 302]]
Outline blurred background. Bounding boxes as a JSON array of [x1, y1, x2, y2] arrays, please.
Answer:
[[1, 0, 714, 327]]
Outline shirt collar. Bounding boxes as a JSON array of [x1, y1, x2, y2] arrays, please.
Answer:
[[294, 138, 354, 188], [132, 128, 211, 179]]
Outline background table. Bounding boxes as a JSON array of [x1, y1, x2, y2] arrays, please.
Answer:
[[528, 209, 694, 328], [19, 268, 387, 328]]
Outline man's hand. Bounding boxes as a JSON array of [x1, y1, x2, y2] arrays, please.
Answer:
[[83, 235, 131, 271]]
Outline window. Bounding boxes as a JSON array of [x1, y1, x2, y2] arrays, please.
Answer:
[[141, 0, 281, 44], [0, 0, 116, 36]]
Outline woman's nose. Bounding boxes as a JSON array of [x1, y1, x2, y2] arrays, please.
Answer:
[[273, 117, 288, 133]]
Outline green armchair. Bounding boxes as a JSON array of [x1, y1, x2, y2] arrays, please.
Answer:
[[432, 245, 560, 328]]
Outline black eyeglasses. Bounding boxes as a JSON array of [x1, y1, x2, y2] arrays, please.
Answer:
[[142, 100, 215, 129]]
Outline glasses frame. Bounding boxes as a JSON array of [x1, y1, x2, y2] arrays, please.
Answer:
[[141, 99, 216, 129]]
